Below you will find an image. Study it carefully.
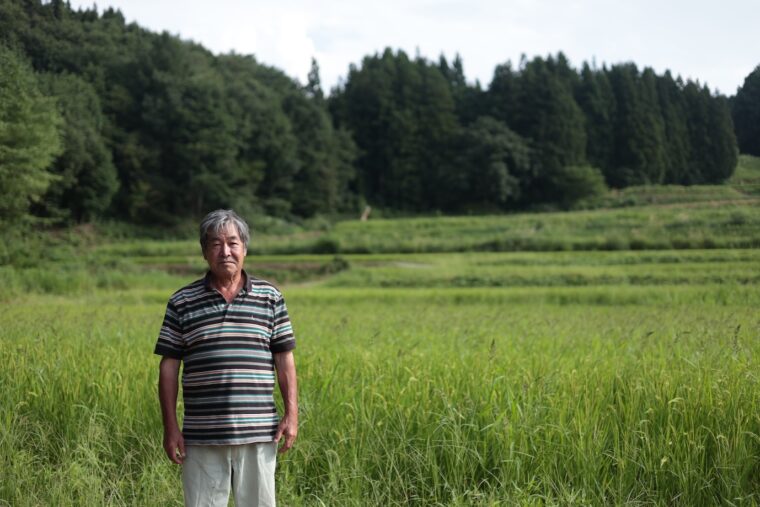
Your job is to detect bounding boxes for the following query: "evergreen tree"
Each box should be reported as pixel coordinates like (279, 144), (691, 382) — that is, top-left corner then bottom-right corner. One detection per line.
(284, 93), (338, 216)
(37, 72), (119, 222)
(487, 61), (518, 127)
(305, 57), (323, 101)
(330, 49), (459, 211)
(0, 46), (62, 222)
(505, 55), (587, 202)
(576, 63), (615, 172)
(655, 71), (690, 183)
(606, 64), (666, 186)
(732, 65), (760, 155)
(638, 68), (668, 183)
(682, 83), (737, 183)
(705, 94), (738, 182)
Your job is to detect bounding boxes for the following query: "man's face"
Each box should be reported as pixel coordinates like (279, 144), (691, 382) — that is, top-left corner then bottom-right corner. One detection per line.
(203, 224), (247, 280)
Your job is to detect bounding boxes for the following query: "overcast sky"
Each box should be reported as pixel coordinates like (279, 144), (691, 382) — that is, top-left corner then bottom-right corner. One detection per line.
(70, 0), (758, 95)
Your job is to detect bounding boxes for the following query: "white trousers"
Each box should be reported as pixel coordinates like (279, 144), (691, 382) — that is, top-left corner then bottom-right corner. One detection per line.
(182, 442), (277, 507)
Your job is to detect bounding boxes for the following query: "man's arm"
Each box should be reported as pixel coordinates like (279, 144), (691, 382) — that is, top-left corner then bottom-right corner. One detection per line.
(273, 350), (298, 453)
(158, 356), (185, 464)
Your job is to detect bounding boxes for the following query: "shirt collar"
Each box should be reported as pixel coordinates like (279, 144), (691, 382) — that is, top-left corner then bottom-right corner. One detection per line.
(203, 269), (252, 294)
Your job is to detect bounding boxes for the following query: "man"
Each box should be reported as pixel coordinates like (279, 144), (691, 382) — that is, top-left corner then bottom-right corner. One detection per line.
(155, 209), (298, 507)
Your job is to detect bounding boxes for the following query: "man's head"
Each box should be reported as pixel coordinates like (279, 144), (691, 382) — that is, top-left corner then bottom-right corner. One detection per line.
(199, 209), (250, 280)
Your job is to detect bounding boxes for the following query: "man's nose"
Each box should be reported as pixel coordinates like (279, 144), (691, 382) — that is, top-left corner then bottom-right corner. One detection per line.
(221, 243), (231, 256)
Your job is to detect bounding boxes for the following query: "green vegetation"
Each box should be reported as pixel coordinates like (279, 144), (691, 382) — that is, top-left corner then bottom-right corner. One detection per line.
(0, 45), (62, 221)
(2, 197), (759, 298)
(2, 2), (759, 503)
(2, 0), (755, 226)
(2, 243), (759, 505)
(730, 154), (760, 196)
(2, 200), (760, 504)
(732, 65), (760, 156)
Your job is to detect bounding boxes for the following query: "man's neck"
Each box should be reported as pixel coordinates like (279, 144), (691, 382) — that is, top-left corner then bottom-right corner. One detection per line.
(209, 272), (245, 302)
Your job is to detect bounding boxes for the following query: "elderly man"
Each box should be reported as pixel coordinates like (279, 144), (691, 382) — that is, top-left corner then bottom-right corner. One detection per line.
(154, 209), (297, 507)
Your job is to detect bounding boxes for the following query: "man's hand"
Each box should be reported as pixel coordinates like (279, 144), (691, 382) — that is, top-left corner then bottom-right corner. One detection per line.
(158, 357), (184, 464)
(163, 427), (186, 464)
(273, 350), (298, 454)
(274, 412), (298, 454)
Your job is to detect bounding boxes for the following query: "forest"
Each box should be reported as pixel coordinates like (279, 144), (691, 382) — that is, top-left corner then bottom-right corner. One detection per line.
(0, 0), (758, 226)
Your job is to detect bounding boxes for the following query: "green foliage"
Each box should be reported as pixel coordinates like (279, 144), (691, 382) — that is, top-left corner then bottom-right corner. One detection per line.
(682, 82), (738, 184)
(576, 63), (615, 171)
(46, 200), (756, 258)
(330, 49), (460, 211)
(37, 72), (118, 222)
(1, 247), (759, 504)
(732, 64), (760, 156)
(549, 165), (607, 209)
(606, 64), (666, 186)
(452, 116), (530, 210)
(0, 0), (748, 223)
(1, 1), (357, 224)
(499, 54), (587, 176)
(0, 45), (62, 222)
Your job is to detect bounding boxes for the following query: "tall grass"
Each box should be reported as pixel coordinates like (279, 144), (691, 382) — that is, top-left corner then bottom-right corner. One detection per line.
(2, 193), (760, 505)
(1, 290), (758, 505)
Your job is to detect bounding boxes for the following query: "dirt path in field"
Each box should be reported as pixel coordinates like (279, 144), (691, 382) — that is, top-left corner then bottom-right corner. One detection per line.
(599, 197), (760, 212)
(648, 197), (760, 209)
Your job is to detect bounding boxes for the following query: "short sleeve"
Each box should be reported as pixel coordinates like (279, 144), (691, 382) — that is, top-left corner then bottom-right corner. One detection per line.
(154, 300), (185, 359)
(270, 295), (296, 353)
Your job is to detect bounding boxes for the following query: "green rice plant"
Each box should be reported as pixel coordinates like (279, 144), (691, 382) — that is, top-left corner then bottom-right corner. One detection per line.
(2, 280), (759, 505)
(2, 232), (760, 505)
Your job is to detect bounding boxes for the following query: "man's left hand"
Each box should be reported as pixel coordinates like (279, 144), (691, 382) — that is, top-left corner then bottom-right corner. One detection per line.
(274, 413), (298, 453)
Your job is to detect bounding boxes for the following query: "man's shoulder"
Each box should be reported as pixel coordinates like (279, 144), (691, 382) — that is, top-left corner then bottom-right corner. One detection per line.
(248, 276), (284, 301)
(167, 278), (207, 306)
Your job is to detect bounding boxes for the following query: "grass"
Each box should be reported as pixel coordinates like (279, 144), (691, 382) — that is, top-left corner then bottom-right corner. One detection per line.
(730, 154), (760, 196)
(2, 246), (759, 505)
(1, 284), (759, 505)
(2, 167), (760, 505)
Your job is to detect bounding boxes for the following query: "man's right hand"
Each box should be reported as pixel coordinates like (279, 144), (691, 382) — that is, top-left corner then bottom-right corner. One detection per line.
(158, 357), (184, 464)
(163, 427), (186, 464)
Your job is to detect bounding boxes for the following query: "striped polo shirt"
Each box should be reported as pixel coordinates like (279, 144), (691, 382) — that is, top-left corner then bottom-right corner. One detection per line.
(154, 271), (295, 445)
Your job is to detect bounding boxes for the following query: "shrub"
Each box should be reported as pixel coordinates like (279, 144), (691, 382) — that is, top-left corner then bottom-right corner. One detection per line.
(551, 165), (608, 209)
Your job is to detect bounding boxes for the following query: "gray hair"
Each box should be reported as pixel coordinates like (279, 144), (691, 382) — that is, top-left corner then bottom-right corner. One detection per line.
(199, 209), (250, 251)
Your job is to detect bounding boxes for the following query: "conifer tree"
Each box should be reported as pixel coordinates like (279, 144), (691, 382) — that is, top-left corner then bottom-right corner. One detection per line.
(305, 57), (324, 101)
(655, 71), (690, 183)
(508, 56), (587, 201)
(576, 63), (615, 172)
(607, 64), (666, 186)
(732, 65), (760, 156)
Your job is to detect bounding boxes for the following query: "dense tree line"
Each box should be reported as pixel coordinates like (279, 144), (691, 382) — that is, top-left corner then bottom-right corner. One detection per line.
(0, 0), (357, 225)
(0, 0), (751, 226)
(331, 51), (739, 212)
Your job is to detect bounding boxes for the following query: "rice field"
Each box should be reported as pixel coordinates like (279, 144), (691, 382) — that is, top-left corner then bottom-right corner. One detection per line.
(1, 239), (759, 505)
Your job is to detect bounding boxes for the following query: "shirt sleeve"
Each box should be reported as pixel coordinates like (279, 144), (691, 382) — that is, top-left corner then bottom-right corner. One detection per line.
(154, 300), (185, 359)
(270, 295), (296, 353)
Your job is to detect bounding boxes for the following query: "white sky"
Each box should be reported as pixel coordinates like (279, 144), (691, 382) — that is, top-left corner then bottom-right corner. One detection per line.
(70, 0), (758, 95)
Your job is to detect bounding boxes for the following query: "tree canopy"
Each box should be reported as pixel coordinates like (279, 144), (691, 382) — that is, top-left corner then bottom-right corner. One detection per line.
(0, 0), (747, 226)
